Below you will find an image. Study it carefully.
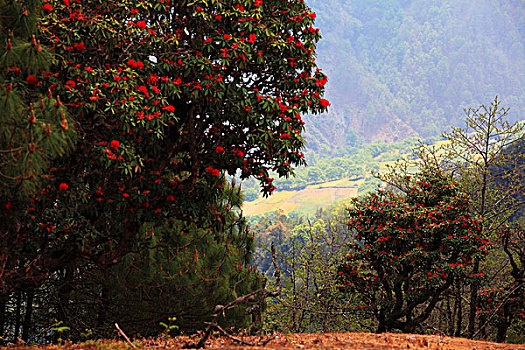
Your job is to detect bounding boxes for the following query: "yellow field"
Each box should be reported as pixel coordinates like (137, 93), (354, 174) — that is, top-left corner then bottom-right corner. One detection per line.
(242, 178), (363, 216)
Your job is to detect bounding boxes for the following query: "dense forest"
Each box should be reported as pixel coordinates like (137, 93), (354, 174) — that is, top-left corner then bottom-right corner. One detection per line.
(0, 0), (524, 348)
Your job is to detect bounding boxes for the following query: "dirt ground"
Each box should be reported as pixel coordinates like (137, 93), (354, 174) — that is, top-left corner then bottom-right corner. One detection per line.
(5, 332), (525, 350)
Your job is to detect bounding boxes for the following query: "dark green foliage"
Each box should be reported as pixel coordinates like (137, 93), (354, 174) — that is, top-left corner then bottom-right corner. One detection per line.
(477, 224), (525, 343)
(47, 181), (262, 339)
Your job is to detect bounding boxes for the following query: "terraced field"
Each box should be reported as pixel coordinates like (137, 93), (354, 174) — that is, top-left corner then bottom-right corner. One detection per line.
(242, 178), (363, 217)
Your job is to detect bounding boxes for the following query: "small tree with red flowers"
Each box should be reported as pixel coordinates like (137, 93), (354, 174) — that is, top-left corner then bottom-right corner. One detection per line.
(337, 167), (489, 333)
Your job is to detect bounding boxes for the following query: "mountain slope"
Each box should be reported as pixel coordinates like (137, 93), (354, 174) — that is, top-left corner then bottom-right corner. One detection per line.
(305, 0), (525, 148)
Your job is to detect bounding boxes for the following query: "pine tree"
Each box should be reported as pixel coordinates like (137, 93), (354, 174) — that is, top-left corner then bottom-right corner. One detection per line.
(55, 180), (262, 338)
(0, 0), (75, 197)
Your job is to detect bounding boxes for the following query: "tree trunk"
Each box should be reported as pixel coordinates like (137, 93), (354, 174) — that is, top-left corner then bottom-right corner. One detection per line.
(0, 294), (6, 343)
(496, 321), (509, 343)
(376, 322), (386, 333)
(454, 285), (462, 337)
(21, 291), (34, 342)
(467, 259), (480, 338)
(13, 293), (21, 341)
(56, 267), (73, 326)
(291, 242), (297, 332)
(447, 292), (454, 336)
(495, 304), (511, 343)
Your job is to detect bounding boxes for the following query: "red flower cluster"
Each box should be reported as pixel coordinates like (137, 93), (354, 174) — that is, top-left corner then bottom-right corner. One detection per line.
(320, 98), (331, 108)
(206, 167), (220, 176)
(26, 75), (37, 85)
(42, 3), (53, 12)
(127, 59), (144, 69)
(110, 140), (120, 149)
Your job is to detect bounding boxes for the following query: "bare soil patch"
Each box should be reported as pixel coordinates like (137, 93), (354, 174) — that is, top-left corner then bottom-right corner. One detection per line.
(5, 333), (524, 350)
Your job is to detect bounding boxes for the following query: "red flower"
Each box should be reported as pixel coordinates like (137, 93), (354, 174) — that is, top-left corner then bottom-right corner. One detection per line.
(110, 140), (120, 149)
(26, 75), (37, 85)
(216, 146), (224, 153)
(127, 59), (144, 69)
(136, 21), (147, 29)
(42, 3), (53, 12)
(320, 98), (331, 108)
(59, 183), (69, 191)
(5, 202), (13, 210)
(206, 167), (220, 176)
(113, 75), (121, 82)
(223, 34), (232, 40)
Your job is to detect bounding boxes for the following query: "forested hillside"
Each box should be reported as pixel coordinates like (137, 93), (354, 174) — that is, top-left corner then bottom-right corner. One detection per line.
(305, 0), (525, 149)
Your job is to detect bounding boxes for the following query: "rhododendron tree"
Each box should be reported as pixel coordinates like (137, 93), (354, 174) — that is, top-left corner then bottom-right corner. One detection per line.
(39, 0), (328, 197)
(337, 168), (488, 333)
(0, 0), (328, 340)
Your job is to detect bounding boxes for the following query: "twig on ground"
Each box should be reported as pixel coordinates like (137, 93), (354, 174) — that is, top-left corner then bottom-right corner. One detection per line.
(115, 323), (137, 349)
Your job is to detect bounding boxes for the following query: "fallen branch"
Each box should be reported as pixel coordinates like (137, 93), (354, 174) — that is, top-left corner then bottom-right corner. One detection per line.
(115, 323), (137, 349)
(184, 242), (282, 349)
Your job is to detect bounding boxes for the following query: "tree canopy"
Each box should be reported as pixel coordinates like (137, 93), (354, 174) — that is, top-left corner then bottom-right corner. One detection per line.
(0, 0), (328, 341)
(338, 167), (488, 333)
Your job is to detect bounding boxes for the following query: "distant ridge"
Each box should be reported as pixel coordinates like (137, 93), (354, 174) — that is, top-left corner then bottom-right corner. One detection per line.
(305, 0), (525, 149)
